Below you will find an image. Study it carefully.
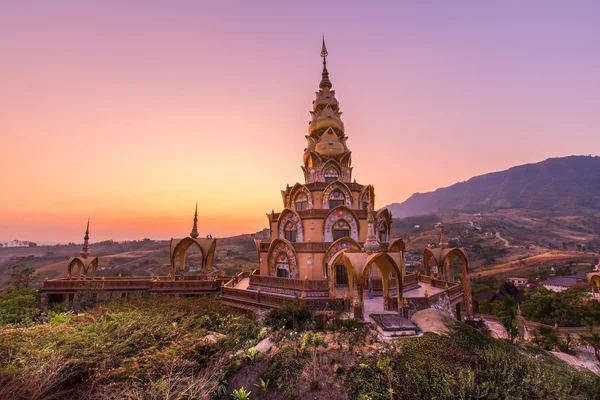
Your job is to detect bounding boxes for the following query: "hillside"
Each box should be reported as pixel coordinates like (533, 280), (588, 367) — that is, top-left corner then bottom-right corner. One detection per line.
(386, 156), (600, 218)
(0, 230), (269, 289)
(1, 295), (599, 399)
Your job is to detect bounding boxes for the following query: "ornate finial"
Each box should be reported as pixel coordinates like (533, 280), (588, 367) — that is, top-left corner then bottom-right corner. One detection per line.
(80, 219), (91, 258)
(190, 203), (199, 239)
(320, 35), (328, 58)
(363, 187), (380, 253)
(319, 36), (332, 89)
(424, 289), (429, 298)
(439, 217), (448, 249)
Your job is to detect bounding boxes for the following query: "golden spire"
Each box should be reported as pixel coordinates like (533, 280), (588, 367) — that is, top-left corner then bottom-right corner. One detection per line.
(80, 219), (91, 258)
(319, 36), (332, 89)
(190, 203), (199, 239)
(439, 217), (448, 249)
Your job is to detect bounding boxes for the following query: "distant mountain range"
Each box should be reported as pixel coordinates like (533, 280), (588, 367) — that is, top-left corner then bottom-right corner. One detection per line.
(385, 156), (600, 218)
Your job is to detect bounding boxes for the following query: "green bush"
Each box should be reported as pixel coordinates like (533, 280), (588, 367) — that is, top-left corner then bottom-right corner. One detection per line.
(0, 288), (40, 326)
(346, 328), (600, 400)
(264, 298), (312, 331)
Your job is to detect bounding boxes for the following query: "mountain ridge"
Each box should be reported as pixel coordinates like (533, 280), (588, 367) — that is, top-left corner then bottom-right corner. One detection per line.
(385, 155), (600, 218)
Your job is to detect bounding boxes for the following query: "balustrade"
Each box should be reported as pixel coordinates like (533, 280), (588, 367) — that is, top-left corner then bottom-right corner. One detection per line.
(249, 275), (328, 291)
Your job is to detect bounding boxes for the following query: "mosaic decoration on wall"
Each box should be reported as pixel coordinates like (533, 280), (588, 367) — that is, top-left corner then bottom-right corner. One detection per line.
(306, 168), (321, 183)
(341, 167), (352, 183)
(278, 210), (304, 242)
(325, 239), (361, 265)
(324, 208), (359, 242)
(324, 167), (339, 180)
(268, 242), (298, 278)
(322, 182), (353, 208)
(291, 187), (313, 210)
(430, 292), (455, 318)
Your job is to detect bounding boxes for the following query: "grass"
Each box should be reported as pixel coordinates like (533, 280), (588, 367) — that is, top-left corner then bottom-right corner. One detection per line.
(0, 295), (259, 399)
(1, 293), (599, 399)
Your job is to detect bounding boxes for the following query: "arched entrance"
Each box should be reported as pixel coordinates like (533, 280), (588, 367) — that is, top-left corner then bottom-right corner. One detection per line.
(327, 251), (404, 320)
(423, 247), (473, 319)
(169, 237), (217, 279)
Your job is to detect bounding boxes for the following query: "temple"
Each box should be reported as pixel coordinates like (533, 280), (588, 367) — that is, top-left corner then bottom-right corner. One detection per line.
(220, 39), (473, 325)
(41, 40), (473, 329)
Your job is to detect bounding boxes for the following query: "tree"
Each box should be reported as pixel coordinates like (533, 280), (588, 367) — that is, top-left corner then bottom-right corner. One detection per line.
(301, 330), (325, 384)
(497, 297), (518, 342)
(8, 265), (37, 289)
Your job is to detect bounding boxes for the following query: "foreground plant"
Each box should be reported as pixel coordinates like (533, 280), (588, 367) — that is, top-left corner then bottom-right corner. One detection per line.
(231, 386), (251, 399)
(245, 348), (259, 362)
(254, 377), (269, 393)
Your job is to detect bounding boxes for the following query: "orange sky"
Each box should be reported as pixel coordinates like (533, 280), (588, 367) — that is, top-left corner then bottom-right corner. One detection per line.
(1, 2), (599, 243)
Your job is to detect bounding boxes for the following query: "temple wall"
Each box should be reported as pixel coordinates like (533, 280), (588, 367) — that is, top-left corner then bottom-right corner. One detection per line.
(259, 251), (269, 275)
(358, 219), (369, 241)
(312, 191), (323, 209)
(305, 220), (325, 241)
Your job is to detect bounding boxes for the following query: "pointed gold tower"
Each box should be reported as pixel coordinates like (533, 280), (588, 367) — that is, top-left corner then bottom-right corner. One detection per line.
(80, 219), (91, 258)
(190, 203), (199, 239)
(303, 37), (352, 183)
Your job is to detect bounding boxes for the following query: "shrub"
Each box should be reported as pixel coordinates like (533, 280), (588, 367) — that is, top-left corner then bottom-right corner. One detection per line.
(0, 288), (40, 326)
(262, 344), (304, 390)
(264, 298), (312, 331)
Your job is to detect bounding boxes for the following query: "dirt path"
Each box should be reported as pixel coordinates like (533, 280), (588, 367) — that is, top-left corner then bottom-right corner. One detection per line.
(495, 231), (511, 247)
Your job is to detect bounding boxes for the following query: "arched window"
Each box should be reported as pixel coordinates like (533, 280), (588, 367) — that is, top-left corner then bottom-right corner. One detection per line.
(378, 222), (388, 243)
(284, 221), (297, 242)
(329, 190), (345, 209)
(333, 219), (351, 241)
(276, 252), (290, 278)
(295, 193), (308, 211)
(335, 264), (348, 285)
(361, 193), (370, 210)
(324, 168), (339, 183)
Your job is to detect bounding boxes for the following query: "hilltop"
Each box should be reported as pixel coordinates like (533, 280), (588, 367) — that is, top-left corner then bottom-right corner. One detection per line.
(386, 156), (600, 217)
(385, 156), (600, 278)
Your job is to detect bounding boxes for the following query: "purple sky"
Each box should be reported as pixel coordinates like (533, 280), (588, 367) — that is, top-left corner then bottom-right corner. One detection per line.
(1, 1), (599, 243)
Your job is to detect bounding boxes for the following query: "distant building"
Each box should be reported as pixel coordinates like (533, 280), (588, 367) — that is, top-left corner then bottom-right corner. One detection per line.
(540, 276), (581, 292)
(506, 277), (528, 286)
(474, 281), (526, 312)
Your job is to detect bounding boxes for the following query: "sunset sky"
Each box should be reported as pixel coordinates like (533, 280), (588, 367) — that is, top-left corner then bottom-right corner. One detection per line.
(1, 1), (599, 244)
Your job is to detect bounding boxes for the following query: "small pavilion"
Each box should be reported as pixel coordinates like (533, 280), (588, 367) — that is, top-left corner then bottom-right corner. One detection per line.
(169, 204), (217, 279)
(67, 220), (98, 280)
